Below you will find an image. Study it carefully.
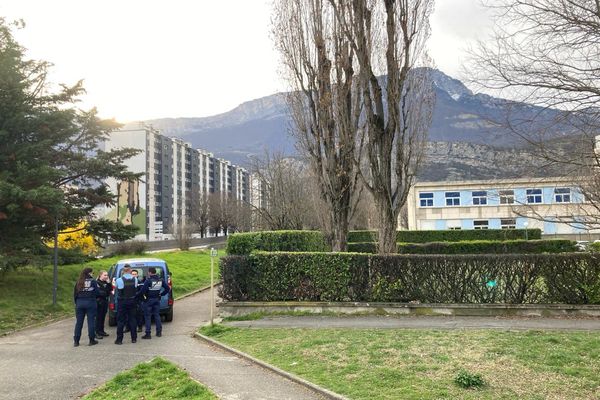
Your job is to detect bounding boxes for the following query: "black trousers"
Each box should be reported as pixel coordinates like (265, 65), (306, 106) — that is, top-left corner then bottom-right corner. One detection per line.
(116, 298), (137, 341)
(96, 298), (108, 334)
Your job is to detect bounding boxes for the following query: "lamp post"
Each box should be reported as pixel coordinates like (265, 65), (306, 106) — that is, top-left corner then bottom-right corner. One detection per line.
(524, 221), (529, 240)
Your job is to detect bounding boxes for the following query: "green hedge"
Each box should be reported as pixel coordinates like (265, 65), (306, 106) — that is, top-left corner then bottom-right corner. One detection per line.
(348, 229), (542, 243)
(220, 252), (600, 304)
(347, 239), (577, 254)
(226, 230), (329, 255)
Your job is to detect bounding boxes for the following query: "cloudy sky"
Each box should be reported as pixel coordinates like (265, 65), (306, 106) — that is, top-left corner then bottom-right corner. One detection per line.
(1, 0), (492, 122)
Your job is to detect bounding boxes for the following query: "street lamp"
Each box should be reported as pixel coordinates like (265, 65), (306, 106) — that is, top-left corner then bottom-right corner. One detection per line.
(524, 221), (529, 240)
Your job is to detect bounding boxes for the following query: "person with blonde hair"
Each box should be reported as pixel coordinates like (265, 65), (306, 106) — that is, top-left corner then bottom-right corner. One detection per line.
(95, 270), (111, 339)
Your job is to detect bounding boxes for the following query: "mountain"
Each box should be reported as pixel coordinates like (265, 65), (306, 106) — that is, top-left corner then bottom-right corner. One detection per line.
(127, 69), (570, 180)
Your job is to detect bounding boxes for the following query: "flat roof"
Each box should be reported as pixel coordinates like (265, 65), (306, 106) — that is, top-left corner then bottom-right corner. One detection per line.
(413, 176), (581, 188)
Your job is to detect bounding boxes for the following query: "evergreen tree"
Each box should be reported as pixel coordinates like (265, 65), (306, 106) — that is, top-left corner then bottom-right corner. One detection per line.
(0, 19), (139, 268)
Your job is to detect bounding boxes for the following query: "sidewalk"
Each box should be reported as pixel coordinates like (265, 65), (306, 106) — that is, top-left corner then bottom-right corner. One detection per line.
(0, 289), (324, 400)
(224, 314), (600, 331)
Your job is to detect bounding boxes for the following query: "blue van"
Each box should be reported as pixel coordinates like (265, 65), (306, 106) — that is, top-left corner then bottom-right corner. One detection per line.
(107, 258), (174, 326)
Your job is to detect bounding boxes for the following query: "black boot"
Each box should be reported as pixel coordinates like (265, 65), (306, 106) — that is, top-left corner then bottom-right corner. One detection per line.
(74, 336), (80, 347)
(141, 334), (151, 339)
(89, 339), (99, 346)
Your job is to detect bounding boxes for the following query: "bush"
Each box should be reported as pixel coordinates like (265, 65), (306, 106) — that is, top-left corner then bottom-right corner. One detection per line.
(220, 252), (600, 304)
(226, 231), (329, 255)
(348, 240), (576, 254)
(455, 370), (485, 389)
(348, 229), (541, 243)
(589, 242), (600, 253)
(107, 240), (148, 256)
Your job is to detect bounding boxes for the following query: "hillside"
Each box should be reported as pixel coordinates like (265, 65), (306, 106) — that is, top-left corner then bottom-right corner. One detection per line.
(127, 70), (569, 181)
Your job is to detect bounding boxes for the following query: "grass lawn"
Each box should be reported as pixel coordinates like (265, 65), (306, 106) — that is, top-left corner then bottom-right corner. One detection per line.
(0, 249), (221, 335)
(200, 325), (600, 399)
(84, 357), (217, 400)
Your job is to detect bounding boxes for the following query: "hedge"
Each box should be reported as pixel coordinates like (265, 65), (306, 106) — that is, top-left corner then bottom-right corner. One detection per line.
(348, 229), (542, 243)
(226, 230), (329, 255)
(219, 252), (600, 304)
(347, 239), (577, 254)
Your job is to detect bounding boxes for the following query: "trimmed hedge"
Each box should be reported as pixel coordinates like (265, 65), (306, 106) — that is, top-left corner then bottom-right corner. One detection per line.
(347, 239), (577, 254)
(220, 252), (600, 304)
(348, 229), (542, 243)
(226, 230), (329, 255)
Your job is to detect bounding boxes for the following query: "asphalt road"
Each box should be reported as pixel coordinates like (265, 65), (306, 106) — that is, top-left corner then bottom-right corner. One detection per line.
(0, 289), (323, 400)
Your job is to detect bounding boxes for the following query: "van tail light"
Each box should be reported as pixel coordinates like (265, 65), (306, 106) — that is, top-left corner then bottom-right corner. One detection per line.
(109, 303), (115, 311)
(167, 276), (172, 288)
(111, 277), (116, 295)
(168, 298), (174, 306)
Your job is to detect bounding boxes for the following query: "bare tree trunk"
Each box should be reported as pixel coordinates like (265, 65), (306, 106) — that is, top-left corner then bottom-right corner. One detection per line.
(273, 0), (361, 252)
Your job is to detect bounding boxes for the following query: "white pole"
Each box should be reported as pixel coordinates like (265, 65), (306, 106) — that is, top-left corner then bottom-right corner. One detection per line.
(210, 248), (215, 325)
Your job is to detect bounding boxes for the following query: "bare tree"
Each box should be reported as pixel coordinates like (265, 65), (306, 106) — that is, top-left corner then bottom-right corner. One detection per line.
(250, 151), (315, 230)
(172, 218), (195, 250)
(273, 0), (362, 251)
(471, 0), (600, 229)
(331, 0), (435, 253)
(208, 192), (224, 237)
(190, 193), (210, 238)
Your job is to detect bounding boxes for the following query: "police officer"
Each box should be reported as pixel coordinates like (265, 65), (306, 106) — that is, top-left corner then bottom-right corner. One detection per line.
(114, 265), (139, 345)
(139, 267), (170, 339)
(131, 269), (145, 333)
(95, 270), (111, 339)
(73, 267), (100, 347)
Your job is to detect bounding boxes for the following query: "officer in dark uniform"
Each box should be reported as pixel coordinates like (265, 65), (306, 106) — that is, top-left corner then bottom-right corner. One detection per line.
(114, 265), (139, 345)
(131, 269), (145, 333)
(95, 270), (111, 339)
(73, 267), (100, 347)
(139, 267), (170, 339)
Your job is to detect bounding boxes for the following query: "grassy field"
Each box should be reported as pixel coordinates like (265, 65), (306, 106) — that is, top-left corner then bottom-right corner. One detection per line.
(0, 250), (221, 335)
(84, 357), (217, 400)
(201, 326), (600, 399)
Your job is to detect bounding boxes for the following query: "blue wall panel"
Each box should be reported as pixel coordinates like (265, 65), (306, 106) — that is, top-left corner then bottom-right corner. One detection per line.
(461, 219), (474, 230)
(489, 219), (501, 229)
(435, 220), (446, 230)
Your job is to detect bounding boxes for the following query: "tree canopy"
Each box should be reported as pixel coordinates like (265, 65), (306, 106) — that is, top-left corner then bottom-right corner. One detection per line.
(0, 19), (140, 268)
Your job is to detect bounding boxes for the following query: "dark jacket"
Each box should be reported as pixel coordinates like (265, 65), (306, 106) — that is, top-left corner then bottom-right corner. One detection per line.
(73, 278), (100, 303)
(138, 274), (170, 301)
(96, 279), (111, 302)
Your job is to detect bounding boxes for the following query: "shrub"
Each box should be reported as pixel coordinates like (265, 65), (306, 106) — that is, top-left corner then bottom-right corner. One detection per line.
(348, 229), (541, 243)
(348, 240), (576, 254)
(220, 252), (600, 304)
(226, 231), (329, 255)
(454, 370), (485, 389)
(589, 242), (600, 253)
(108, 240), (148, 256)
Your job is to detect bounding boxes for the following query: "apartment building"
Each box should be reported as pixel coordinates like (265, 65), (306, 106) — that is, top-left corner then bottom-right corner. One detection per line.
(99, 126), (250, 240)
(406, 177), (595, 238)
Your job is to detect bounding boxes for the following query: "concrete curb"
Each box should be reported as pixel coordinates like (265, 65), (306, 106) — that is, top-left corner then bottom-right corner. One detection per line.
(194, 331), (348, 400)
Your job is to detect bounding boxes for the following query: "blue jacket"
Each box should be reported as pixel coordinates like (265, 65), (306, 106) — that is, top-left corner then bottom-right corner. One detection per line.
(73, 278), (100, 302)
(138, 274), (170, 300)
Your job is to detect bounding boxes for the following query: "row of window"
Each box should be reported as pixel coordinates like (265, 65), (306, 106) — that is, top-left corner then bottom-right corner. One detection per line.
(419, 188), (572, 207)
(444, 218), (516, 230)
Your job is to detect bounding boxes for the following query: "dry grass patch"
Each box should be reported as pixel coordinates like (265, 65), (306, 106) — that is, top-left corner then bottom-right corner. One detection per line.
(200, 325), (600, 400)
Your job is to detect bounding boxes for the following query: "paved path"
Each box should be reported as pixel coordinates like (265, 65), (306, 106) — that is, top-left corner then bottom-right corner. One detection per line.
(0, 290), (323, 400)
(225, 315), (600, 331)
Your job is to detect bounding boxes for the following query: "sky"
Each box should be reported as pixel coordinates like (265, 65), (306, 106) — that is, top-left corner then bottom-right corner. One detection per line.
(0, 0), (493, 122)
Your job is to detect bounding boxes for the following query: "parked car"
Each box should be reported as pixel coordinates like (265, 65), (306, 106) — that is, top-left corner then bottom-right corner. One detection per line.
(107, 258), (174, 326)
(575, 241), (590, 251)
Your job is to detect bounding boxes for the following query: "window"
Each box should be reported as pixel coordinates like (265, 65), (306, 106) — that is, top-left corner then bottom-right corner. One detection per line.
(447, 220), (461, 230)
(419, 192), (434, 207)
(554, 188), (571, 203)
(472, 191), (487, 205)
(499, 190), (515, 204)
(526, 188), (542, 204)
(445, 192), (460, 206)
(501, 218), (516, 229)
(473, 220), (489, 230)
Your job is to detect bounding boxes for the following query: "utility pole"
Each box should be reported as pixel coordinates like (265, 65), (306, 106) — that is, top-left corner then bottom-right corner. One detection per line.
(52, 215), (59, 306)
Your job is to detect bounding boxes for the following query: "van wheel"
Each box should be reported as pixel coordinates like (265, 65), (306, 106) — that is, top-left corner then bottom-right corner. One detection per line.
(165, 308), (173, 322)
(108, 314), (117, 327)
